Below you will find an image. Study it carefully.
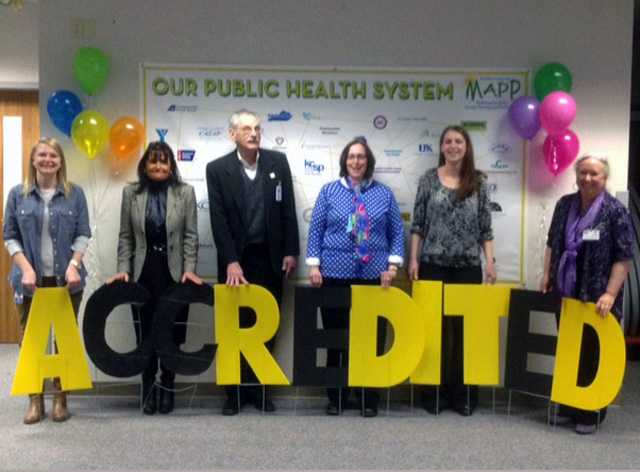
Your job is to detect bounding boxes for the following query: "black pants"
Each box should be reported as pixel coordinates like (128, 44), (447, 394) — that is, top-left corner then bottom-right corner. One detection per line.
(133, 250), (188, 386)
(321, 277), (386, 410)
(419, 263), (482, 412)
(222, 243), (283, 404)
(555, 317), (606, 426)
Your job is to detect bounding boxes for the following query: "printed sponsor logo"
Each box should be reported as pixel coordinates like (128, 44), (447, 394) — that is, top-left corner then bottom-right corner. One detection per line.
(490, 159), (509, 170)
(178, 149), (195, 161)
(398, 116), (428, 122)
(490, 143), (512, 155)
(268, 110), (292, 121)
(302, 112), (321, 121)
(301, 143), (331, 150)
(304, 159), (325, 175)
(384, 149), (403, 157)
(197, 199), (209, 211)
(275, 136), (286, 146)
(464, 76), (522, 110)
(167, 104), (198, 112)
(156, 128), (168, 142)
(461, 121), (487, 131)
(319, 127), (340, 135)
(417, 143), (435, 155)
(197, 126), (224, 138)
(376, 166), (402, 174)
(373, 115), (388, 129)
(489, 201), (503, 212)
(488, 183), (498, 193)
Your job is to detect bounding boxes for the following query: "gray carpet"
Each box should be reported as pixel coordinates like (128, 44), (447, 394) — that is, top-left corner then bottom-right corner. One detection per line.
(0, 344), (639, 471)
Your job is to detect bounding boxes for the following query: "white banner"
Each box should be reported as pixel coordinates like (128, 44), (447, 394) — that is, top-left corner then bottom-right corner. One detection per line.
(142, 65), (527, 282)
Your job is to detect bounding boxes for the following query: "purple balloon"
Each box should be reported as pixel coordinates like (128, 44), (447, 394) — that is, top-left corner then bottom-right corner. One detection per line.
(508, 96), (541, 140)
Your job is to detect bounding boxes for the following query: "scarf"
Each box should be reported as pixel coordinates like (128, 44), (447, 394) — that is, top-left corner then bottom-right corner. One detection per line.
(345, 178), (371, 264)
(556, 191), (605, 296)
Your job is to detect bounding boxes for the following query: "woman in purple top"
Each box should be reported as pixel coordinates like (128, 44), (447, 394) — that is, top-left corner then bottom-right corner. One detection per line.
(542, 154), (633, 434)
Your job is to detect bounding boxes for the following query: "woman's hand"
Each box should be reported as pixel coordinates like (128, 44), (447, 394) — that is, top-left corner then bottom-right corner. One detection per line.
(484, 262), (497, 284)
(408, 259), (420, 281)
(106, 272), (130, 284)
(181, 271), (203, 285)
(595, 292), (615, 318)
(65, 263), (81, 290)
(540, 272), (550, 293)
(309, 266), (323, 287)
(21, 266), (37, 293)
(380, 265), (398, 288)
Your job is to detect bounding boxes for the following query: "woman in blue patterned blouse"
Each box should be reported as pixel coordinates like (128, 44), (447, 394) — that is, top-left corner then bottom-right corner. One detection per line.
(541, 154), (633, 435)
(306, 136), (405, 417)
(409, 125), (495, 417)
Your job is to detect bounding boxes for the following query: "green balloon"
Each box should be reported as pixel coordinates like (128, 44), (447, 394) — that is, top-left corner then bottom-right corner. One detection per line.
(73, 47), (109, 96)
(534, 62), (572, 101)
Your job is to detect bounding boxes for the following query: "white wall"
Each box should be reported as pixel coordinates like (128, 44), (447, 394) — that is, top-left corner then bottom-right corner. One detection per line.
(0, 2), (38, 89)
(38, 0), (634, 381)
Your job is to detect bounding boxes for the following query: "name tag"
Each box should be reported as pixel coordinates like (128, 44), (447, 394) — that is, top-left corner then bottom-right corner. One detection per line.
(582, 229), (600, 241)
(275, 182), (282, 202)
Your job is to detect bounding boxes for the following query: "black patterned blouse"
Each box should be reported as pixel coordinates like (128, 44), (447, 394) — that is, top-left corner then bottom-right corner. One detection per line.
(546, 191), (634, 318)
(411, 167), (493, 268)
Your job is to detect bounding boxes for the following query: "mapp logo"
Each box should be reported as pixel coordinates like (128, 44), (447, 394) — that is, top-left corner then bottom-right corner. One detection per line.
(167, 104), (198, 112)
(178, 149), (195, 161)
(465, 77), (521, 102)
(304, 160), (325, 175)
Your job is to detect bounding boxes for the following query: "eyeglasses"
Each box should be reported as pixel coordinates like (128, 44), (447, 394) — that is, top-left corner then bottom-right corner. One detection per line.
(237, 126), (262, 135)
(346, 154), (367, 161)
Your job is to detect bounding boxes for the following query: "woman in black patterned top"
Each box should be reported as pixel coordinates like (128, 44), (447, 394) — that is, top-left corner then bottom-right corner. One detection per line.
(409, 125), (496, 416)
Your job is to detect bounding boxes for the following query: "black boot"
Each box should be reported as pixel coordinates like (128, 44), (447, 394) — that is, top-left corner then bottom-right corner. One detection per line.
(158, 370), (175, 414)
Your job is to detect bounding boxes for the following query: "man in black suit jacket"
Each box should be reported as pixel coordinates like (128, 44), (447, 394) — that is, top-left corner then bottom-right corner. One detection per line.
(206, 109), (299, 415)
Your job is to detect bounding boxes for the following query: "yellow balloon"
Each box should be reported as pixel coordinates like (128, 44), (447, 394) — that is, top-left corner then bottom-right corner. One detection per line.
(71, 109), (109, 159)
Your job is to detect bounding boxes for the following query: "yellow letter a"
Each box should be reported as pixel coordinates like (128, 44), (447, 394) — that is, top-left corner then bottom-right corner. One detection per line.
(11, 287), (92, 395)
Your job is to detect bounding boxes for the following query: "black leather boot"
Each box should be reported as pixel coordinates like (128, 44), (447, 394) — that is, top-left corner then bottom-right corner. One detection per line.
(141, 365), (157, 415)
(158, 369), (175, 414)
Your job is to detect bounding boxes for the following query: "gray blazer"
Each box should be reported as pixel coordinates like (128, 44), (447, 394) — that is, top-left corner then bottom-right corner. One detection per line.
(116, 182), (198, 282)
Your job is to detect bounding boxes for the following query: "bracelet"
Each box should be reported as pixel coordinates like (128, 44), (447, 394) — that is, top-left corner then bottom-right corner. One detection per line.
(69, 259), (82, 270)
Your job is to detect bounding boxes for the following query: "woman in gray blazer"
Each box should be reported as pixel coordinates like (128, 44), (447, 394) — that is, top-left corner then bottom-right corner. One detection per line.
(108, 141), (201, 415)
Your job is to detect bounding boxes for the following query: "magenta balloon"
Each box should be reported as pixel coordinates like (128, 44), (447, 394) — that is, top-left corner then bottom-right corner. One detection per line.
(540, 91), (577, 134)
(508, 96), (541, 140)
(543, 129), (580, 176)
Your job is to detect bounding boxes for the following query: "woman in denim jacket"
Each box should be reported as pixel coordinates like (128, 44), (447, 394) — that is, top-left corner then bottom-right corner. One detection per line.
(3, 137), (91, 424)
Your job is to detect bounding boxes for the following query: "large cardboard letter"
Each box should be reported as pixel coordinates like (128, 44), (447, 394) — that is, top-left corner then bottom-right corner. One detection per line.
(551, 298), (626, 410)
(444, 284), (514, 385)
(292, 286), (351, 387)
(12, 288), (92, 395)
(214, 284), (289, 385)
(349, 286), (423, 387)
(410, 280), (443, 385)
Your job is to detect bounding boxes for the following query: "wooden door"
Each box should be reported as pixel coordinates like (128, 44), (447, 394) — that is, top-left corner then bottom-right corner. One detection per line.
(0, 90), (39, 343)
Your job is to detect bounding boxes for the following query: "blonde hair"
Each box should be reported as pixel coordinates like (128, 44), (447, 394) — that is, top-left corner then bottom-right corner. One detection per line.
(23, 138), (71, 196)
(574, 154), (610, 179)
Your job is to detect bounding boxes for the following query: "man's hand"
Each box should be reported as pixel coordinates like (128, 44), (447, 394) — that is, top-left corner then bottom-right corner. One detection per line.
(282, 256), (297, 278)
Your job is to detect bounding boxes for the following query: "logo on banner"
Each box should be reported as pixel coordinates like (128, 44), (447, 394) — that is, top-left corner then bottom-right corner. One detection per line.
(275, 136), (286, 146)
(268, 110), (292, 121)
(417, 144), (435, 155)
(465, 76), (522, 110)
(198, 127), (224, 139)
(167, 104), (197, 112)
(304, 160), (325, 175)
(490, 159), (509, 170)
(196, 199), (209, 211)
(320, 127), (340, 135)
(490, 143), (512, 155)
(376, 167), (401, 174)
(156, 129), (168, 142)
(178, 149), (195, 161)
(384, 149), (403, 157)
(373, 115), (388, 129)
(302, 112), (321, 121)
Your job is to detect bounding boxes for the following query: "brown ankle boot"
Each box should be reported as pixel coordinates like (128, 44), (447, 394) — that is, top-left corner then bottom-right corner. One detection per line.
(52, 378), (69, 422)
(24, 394), (44, 424)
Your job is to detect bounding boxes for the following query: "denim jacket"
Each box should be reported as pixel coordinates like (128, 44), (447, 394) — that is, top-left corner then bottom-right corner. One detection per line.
(3, 183), (91, 303)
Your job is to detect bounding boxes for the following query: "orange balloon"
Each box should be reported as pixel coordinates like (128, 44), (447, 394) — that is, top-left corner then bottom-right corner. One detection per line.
(109, 116), (145, 160)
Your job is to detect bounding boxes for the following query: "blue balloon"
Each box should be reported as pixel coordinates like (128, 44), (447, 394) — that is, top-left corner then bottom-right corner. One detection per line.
(47, 90), (83, 137)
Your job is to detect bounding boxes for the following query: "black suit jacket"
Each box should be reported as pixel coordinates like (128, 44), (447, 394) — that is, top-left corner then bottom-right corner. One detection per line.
(206, 148), (299, 281)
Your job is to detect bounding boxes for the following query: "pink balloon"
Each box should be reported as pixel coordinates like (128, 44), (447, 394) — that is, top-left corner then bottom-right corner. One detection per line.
(540, 91), (577, 134)
(543, 129), (580, 176)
